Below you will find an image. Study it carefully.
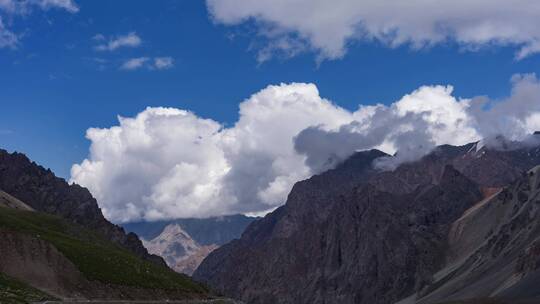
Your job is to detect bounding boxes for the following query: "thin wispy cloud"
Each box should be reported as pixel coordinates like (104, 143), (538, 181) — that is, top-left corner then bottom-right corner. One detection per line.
(92, 33), (105, 41)
(120, 56), (174, 71)
(153, 57), (174, 70)
(120, 57), (149, 70)
(0, 0), (78, 49)
(0, 0), (78, 14)
(94, 32), (142, 52)
(0, 17), (18, 49)
(36, 0), (79, 13)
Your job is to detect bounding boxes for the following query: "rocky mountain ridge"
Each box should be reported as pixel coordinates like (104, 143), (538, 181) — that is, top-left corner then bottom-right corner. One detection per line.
(0, 149), (164, 266)
(194, 138), (540, 304)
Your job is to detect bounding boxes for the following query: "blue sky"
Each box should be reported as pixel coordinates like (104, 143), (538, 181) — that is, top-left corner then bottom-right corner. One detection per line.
(1, 0), (539, 178)
(2, 0), (540, 220)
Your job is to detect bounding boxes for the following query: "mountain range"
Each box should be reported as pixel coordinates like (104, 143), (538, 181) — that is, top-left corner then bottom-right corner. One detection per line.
(4, 134), (540, 304)
(194, 136), (540, 304)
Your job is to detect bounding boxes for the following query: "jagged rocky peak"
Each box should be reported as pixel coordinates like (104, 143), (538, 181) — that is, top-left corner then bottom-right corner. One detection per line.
(0, 149), (164, 266)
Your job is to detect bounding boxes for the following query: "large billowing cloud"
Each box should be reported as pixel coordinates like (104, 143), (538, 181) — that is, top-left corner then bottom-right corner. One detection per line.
(206, 0), (540, 61)
(71, 84), (352, 222)
(295, 85), (480, 172)
(297, 74), (540, 172)
(71, 75), (540, 222)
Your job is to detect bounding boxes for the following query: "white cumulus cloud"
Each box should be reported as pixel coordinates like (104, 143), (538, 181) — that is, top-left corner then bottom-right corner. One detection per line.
(206, 0), (540, 61)
(294, 85), (480, 172)
(72, 76), (540, 222)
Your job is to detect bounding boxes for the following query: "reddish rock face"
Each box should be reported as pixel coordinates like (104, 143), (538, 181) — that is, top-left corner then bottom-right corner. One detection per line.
(194, 141), (540, 304)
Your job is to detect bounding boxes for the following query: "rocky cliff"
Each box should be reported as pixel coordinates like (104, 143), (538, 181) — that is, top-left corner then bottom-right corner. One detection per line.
(194, 140), (540, 304)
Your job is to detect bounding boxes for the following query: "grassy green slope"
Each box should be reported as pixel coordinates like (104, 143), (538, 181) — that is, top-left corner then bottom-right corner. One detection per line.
(0, 273), (57, 304)
(0, 206), (208, 293)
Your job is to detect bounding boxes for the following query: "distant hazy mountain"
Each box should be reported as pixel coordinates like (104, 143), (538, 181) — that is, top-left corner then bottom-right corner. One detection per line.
(124, 214), (256, 246)
(142, 224), (219, 275)
(195, 135), (540, 304)
(124, 215), (256, 275)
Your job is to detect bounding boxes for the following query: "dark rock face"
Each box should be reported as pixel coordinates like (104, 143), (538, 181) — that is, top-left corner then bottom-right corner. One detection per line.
(418, 165), (540, 303)
(194, 142), (540, 304)
(0, 149), (164, 266)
